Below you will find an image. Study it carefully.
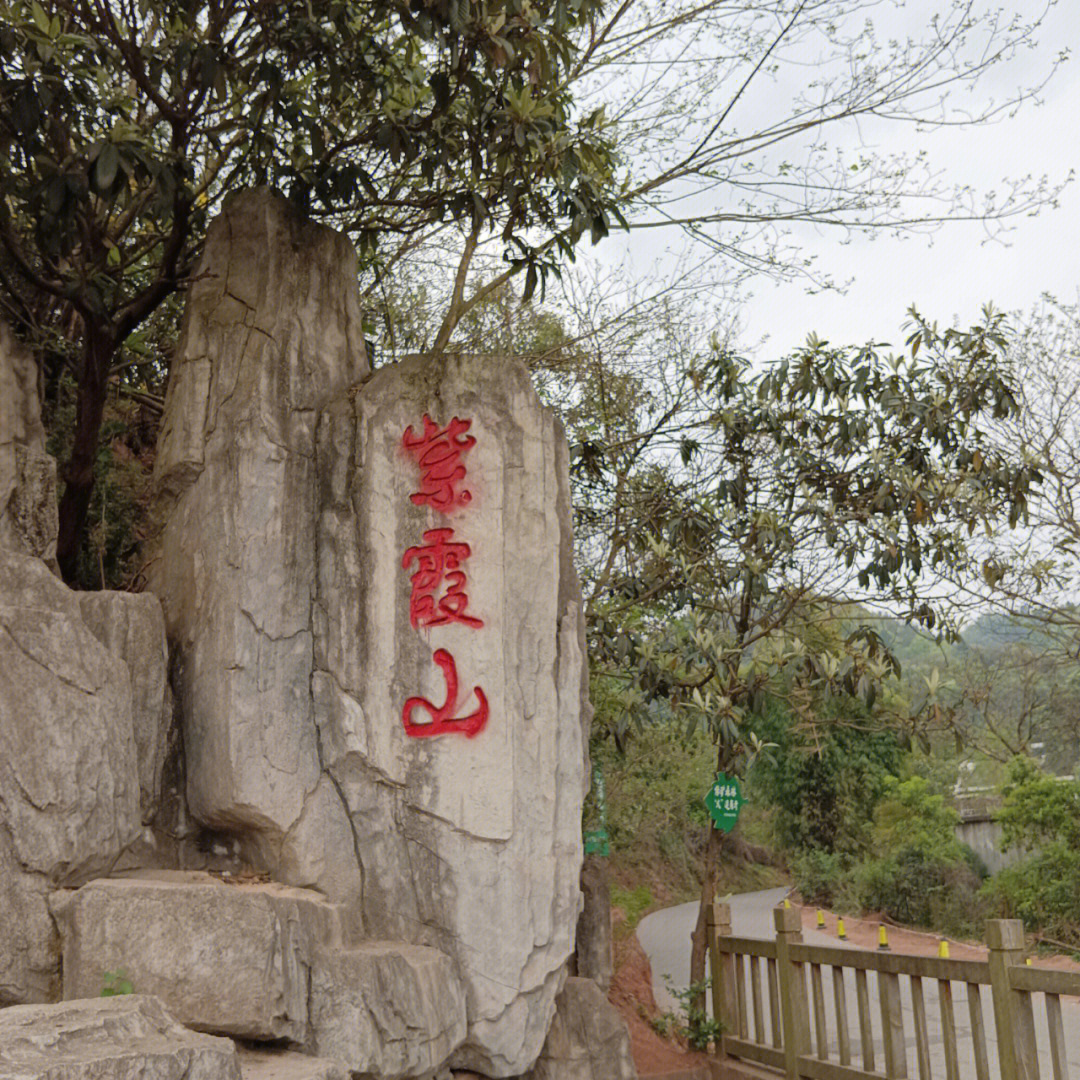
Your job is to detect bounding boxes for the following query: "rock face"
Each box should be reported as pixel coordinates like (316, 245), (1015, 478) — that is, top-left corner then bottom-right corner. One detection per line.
(0, 549), (142, 1003)
(0, 995), (240, 1079)
(573, 856), (614, 992)
(238, 1047), (348, 1080)
(526, 978), (637, 1080)
(0, 318), (176, 1006)
(77, 592), (173, 821)
(0, 320), (57, 564)
(316, 353), (589, 1074)
(147, 190), (590, 1076)
(148, 188), (369, 896)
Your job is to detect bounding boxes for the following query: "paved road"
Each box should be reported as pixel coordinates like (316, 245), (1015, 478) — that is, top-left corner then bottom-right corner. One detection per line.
(636, 889), (1080, 1077)
(637, 887), (790, 1013)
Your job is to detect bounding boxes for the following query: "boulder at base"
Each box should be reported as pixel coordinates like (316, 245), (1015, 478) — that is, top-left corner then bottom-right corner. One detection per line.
(0, 995), (240, 1079)
(0, 550), (143, 1003)
(52, 873), (341, 1043)
(525, 978), (637, 1080)
(52, 872), (468, 1078)
(308, 942), (467, 1076)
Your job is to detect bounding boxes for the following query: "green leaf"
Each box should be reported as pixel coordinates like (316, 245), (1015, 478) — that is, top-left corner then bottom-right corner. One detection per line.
(93, 143), (119, 192)
(30, 0), (49, 33)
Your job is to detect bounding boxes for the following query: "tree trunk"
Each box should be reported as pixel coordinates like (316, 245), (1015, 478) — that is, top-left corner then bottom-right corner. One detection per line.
(689, 823), (723, 1014)
(56, 326), (114, 584)
(573, 853), (614, 990)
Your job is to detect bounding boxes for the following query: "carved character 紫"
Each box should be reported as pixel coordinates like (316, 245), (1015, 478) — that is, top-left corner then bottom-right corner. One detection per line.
(402, 414), (476, 512)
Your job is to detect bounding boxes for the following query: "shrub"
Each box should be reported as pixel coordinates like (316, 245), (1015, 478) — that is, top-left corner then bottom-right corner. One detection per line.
(845, 775), (985, 933)
(792, 849), (845, 907)
(854, 848), (983, 932)
(983, 758), (1080, 945)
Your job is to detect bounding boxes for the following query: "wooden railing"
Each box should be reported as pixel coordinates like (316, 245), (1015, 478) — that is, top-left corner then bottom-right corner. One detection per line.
(706, 901), (1080, 1080)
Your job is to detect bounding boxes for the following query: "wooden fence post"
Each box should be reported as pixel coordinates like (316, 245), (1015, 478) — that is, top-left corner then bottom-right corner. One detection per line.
(707, 901), (736, 1056)
(774, 904), (810, 1080)
(986, 920), (1039, 1080)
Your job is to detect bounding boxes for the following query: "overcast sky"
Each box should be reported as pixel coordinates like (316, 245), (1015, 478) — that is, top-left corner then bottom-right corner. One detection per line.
(591, 1), (1080, 358)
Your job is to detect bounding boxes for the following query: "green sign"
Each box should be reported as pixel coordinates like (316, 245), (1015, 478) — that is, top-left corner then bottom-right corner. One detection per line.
(584, 829), (610, 856)
(584, 764), (610, 856)
(705, 772), (746, 833)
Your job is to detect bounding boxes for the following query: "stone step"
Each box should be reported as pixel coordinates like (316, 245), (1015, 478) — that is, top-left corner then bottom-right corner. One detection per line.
(51, 871), (342, 1045)
(51, 872), (467, 1079)
(0, 995), (239, 1079)
(238, 1047), (348, 1080)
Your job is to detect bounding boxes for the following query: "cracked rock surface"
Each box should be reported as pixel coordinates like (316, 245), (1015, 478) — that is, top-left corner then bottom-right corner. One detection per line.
(0, 319), (57, 565)
(524, 978), (637, 1080)
(148, 188), (369, 892)
(0, 995), (241, 1079)
(0, 549), (144, 1004)
(146, 190), (590, 1077)
(316, 353), (589, 1075)
(52, 872), (468, 1077)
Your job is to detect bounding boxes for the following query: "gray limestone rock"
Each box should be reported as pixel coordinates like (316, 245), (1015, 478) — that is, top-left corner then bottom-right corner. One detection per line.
(0, 319), (57, 565)
(146, 192), (590, 1077)
(0, 995), (240, 1079)
(53, 872), (343, 1043)
(77, 592), (173, 821)
(52, 873), (468, 1078)
(0, 549), (142, 1003)
(524, 978), (637, 1080)
(308, 942), (468, 1078)
(148, 188), (369, 866)
(315, 353), (589, 1075)
(238, 1048), (348, 1080)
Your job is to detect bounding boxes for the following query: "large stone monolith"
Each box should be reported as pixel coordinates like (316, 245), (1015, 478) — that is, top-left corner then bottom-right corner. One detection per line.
(147, 190), (591, 1076)
(147, 188), (369, 903)
(315, 353), (589, 1074)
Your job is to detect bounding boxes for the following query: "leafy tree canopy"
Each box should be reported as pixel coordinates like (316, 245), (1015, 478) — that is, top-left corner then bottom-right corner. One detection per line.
(0, 0), (617, 576)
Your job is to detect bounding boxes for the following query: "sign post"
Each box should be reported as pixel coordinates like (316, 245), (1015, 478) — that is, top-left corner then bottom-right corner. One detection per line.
(705, 772), (746, 833)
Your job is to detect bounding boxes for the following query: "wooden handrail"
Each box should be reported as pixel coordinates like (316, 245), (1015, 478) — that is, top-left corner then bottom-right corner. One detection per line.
(788, 943), (990, 984)
(1007, 963), (1080, 995)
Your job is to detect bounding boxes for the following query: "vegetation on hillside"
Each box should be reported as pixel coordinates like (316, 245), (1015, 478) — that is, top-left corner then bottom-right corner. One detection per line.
(1, 0), (1064, 579)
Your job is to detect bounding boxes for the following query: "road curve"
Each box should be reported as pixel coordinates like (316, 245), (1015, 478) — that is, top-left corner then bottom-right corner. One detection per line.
(635, 886), (791, 1013)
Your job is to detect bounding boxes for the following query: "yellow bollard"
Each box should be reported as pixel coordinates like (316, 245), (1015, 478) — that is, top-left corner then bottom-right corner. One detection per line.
(817, 909), (826, 929)
(837, 917), (847, 940)
(938, 940), (950, 959)
(878, 925), (890, 951)
(783, 898), (792, 909)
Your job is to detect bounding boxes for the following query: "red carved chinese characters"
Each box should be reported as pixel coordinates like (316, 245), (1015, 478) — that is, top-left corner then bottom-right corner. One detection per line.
(402, 414), (475, 513)
(400, 414), (487, 739)
(402, 528), (484, 630)
(402, 649), (489, 738)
